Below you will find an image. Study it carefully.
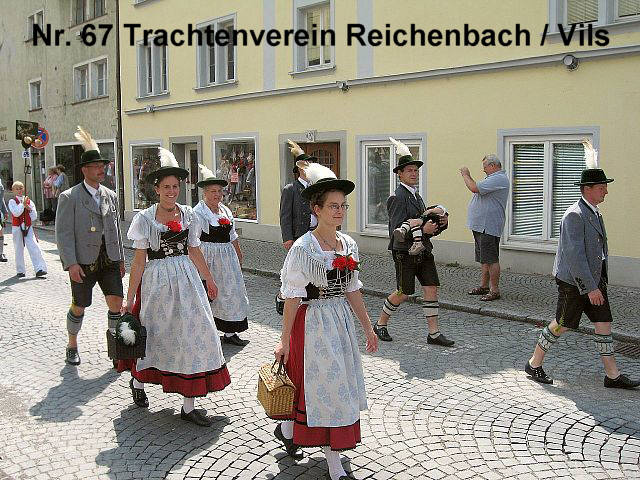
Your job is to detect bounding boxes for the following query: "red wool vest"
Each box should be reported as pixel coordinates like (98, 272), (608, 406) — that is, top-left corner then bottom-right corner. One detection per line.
(12, 197), (32, 229)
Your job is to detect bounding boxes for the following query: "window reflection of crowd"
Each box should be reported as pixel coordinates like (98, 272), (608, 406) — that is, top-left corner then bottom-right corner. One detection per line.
(216, 146), (256, 218)
(134, 153), (160, 209)
(369, 147), (390, 224)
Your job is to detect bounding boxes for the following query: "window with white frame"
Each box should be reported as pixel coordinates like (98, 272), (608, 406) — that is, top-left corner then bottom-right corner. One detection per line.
(293, 0), (334, 72)
(361, 140), (422, 231)
(74, 57), (108, 101)
(196, 15), (236, 88)
(27, 10), (44, 40)
(550, 0), (640, 28)
(137, 40), (168, 97)
(29, 79), (42, 110)
(73, 0), (106, 25)
(505, 136), (587, 244)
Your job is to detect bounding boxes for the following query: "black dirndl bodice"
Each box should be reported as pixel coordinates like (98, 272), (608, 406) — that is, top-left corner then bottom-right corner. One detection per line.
(200, 224), (232, 243)
(147, 230), (189, 260)
(303, 268), (353, 301)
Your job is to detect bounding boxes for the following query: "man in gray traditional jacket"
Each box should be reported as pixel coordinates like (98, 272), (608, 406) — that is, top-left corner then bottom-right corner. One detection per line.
(56, 127), (125, 366)
(524, 145), (639, 390)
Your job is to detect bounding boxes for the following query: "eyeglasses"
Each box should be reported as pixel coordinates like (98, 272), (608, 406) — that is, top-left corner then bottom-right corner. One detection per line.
(326, 203), (349, 212)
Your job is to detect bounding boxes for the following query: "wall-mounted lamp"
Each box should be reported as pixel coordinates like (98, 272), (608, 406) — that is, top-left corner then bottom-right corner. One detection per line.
(562, 54), (579, 71)
(145, 104), (156, 113)
(337, 81), (349, 92)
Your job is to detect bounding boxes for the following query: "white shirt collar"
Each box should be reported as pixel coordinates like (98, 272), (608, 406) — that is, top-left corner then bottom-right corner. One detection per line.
(581, 196), (599, 214)
(84, 181), (99, 197)
(298, 178), (308, 188)
(400, 182), (417, 197)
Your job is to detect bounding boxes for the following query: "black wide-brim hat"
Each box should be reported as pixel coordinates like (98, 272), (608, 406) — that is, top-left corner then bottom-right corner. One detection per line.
(293, 153), (318, 174)
(146, 166), (189, 184)
(574, 168), (614, 186)
(392, 154), (423, 173)
(197, 177), (228, 188)
(78, 150), (110, 167)
(301, 178), (355, 200)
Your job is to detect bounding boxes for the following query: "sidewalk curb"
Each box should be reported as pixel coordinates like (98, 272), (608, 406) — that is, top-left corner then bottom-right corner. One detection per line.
(242, 265), (640, 346)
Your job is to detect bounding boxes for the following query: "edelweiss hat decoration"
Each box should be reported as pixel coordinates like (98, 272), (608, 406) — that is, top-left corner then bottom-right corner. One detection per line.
(146, 147), (189, 184)
(287, 139), (317, 174)
(196, 164), (228, 188)
(298, 160), (355, 200)
(390, 137), (423, 173)
(74, 126), (109, 166)
(574, 139), (614, 186)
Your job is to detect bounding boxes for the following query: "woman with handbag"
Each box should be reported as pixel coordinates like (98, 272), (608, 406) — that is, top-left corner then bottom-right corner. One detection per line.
(120, 148), (230, 427)
(193, 164), (250, 347)
(273, 155), (378, 480)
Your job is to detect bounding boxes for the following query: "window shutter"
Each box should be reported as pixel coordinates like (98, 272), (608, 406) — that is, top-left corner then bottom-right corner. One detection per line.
(551, 143), (584, 238)
(511, 144), (544, 237)
(618, 0), (640, 17)
(567, 0), (599, 24)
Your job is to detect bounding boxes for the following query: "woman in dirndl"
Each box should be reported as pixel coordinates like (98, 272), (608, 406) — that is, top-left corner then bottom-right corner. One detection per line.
(121, 147), (230, 427)
(273, 145), (378, 480)
(193, 164), (250, 346)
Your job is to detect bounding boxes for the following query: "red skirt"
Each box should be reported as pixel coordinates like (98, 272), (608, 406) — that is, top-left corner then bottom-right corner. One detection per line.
(273, 304), (361, 451)
(116, 284), (231, 398)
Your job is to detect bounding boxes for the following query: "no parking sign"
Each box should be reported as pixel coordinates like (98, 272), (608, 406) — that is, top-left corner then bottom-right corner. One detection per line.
(32, 127), (49, 149)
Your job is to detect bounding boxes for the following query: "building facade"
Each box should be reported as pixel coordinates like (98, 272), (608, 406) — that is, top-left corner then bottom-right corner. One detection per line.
(0, 0), (119, 212)
(119, 0), (640, 287)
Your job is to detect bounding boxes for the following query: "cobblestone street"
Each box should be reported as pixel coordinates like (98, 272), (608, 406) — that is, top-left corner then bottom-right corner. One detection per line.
(1, 233), (639, 479)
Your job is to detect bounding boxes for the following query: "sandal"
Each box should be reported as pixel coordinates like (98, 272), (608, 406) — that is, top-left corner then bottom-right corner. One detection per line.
(468, 286), (490, 295)
(480, 291), (501, 301)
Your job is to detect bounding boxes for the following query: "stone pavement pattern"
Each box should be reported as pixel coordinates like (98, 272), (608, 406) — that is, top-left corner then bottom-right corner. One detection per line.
(1, 233), (640, 479)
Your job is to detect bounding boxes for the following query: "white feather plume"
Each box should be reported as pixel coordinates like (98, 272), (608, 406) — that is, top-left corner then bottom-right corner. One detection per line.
(118, 322), (137, 346)
(582, 139), (599, 169)
(297, 160), (336, 185)
(287, 139), (305, 158)
(198, 163), (215, 180)
(389, 137), (411, 157)
(158, 147), (179, 168)
(74, 126), (99, 153)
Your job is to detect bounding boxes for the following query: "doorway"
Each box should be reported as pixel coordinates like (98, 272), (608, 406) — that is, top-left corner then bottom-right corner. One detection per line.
(170, 142), (199, 206)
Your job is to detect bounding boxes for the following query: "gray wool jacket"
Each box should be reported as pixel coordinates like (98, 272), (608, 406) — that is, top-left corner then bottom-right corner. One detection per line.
(55, 182), (124, 270)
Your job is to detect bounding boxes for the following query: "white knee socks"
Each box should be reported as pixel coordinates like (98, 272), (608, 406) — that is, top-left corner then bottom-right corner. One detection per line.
(280, 420), (294, 439)
(132, 378), (145, 390)
(183, 397), (195, 414)
(324, 446), (346, 480)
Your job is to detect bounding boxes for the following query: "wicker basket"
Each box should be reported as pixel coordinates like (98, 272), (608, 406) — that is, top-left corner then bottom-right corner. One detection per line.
(106, 327), (147, 360)
(257, 359), (295, 417)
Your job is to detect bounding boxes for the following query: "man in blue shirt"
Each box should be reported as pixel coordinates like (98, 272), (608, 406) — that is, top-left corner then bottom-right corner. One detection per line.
(460, 154), (510, 301)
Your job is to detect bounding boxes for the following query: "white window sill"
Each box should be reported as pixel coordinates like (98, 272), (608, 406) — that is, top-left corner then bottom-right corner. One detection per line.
(358, 228), (389, 238)
(502, 240), (558, 254)
(69, 14), (109, 30)
(133, 0), (161, 6)
(29, 107), (43, 112)
(71, 95), (109, 105)
(547, 17), (640, 37)
(289, 64), (336, 77)
(136, 91), (170, 101)
(234, 217), (258, 224)
(194, 80), (238, 91)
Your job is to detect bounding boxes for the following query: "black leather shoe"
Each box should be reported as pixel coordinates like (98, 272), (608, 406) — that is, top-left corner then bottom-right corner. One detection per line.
(181, 407), (213, 426)
(0, 254), (7, 262)
(373, 323), (393, 342)
(525, 361), (553, 385)
(65, 347), (81, 365)
(427, 333), (454, 347)
(604, 374), (640, 389)
(16, 273), (26, 278)
(222, 334), (249, 347)
(35, 270), (47, 277)
(274, 424), (303, 459)
(129, 378), (149, 407)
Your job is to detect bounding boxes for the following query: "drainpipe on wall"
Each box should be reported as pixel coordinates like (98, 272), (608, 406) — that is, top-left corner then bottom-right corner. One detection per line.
(115, 0), (125, 219)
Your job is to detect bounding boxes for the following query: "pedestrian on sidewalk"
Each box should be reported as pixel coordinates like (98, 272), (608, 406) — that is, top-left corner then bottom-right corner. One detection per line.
(0, 176), (8, 262)
(43, 167), (59, 212)
(55, 127), (125, 366)
(53, 164), (69, 197)
(273, 160), (378, 480)
(372, 138), (454, 347)
(8, 181), (47, 278)
(460, 154), (510, 302)
(121, 148), (230, 427)
(525, 141), (639, 390)
(194, 164), (250, 347)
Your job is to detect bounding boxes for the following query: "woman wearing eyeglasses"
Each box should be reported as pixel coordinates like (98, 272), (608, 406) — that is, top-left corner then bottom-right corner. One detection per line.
(272, 142), (378, 480)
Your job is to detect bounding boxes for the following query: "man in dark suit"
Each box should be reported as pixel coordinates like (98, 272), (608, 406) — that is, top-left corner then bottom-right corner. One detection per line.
(525, 162), (639, 389)
(373, 139), (454, 346)
(279, 147), (317, 250)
